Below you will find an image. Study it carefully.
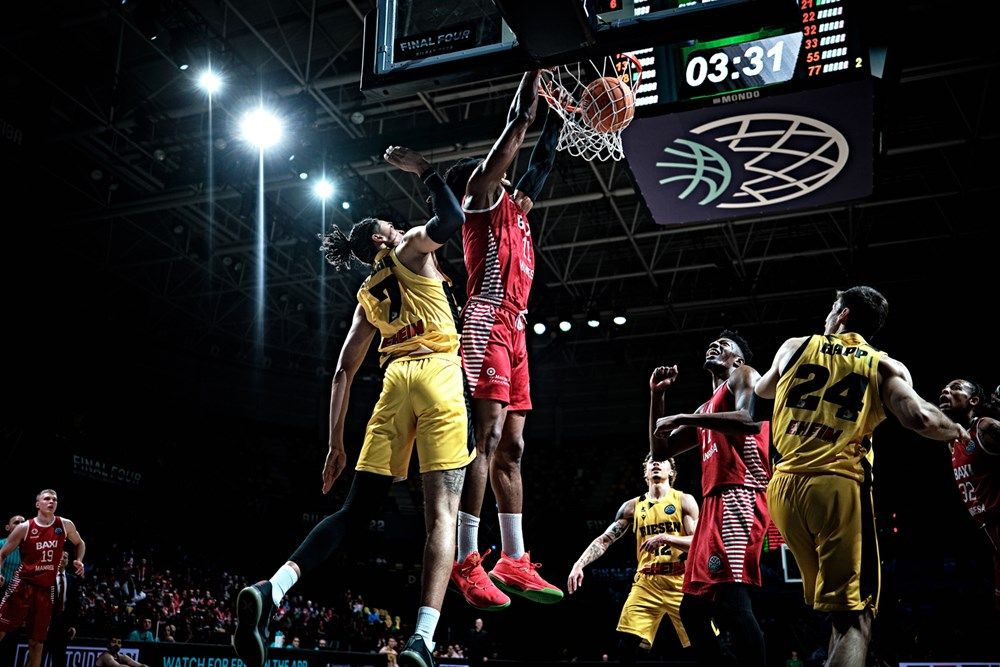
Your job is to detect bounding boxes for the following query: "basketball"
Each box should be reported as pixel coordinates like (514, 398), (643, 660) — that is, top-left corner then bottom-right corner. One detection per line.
(580, 76), (635, 133)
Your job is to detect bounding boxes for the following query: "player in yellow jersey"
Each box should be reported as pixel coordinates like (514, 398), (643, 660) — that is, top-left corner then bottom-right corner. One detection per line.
(234, 146), (472, 667)
(567, 455), (698, 664)
(750, 285), (969, 666)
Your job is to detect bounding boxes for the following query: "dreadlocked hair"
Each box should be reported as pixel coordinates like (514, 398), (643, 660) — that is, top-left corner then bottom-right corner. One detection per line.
(318, 218), (380, 270)
(719, 329), (753, 363)
(444, 157), (483, 201)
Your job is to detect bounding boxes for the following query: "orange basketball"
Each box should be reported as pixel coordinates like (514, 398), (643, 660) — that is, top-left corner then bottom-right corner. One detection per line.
(580, 76), (635, 133)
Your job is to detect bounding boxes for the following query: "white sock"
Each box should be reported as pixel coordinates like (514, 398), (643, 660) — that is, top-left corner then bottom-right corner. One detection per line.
(414, 606), (439, 651)
(457, 511), (481, 562)
(268, 564), (299, 605)
(498, 513), (525, 559)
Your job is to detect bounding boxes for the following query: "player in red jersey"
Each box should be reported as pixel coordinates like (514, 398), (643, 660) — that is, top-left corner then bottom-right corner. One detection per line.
(441, 71), (564, 610)
(938, 378), (1000, 610)
(0, 489), (85, 667)
(649, 331), (770, 667)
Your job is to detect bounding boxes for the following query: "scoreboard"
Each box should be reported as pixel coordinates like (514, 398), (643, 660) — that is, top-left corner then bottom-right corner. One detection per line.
(625, 0), (867, 111)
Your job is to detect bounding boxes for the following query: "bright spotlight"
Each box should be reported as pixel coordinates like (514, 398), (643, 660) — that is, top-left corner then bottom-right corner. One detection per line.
(313, 179), (334, 200)
(299, 172), (309, 180)
(559, 320), (571, 332)
(239, 107), (283, 149)
(533, 322), (546, 335)
(341, 201), (351, 210)
(587, 318), (599, 328)
(613, 315), (627, 325)
(197, 70), (222, 94)
(179, 64), (189, 71)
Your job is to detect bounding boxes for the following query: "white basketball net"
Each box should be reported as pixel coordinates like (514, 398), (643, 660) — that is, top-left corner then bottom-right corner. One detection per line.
(539, 54), (643, 162)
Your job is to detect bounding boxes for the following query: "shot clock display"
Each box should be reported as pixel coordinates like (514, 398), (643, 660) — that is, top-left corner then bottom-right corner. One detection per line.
(678, 31), (803, 99)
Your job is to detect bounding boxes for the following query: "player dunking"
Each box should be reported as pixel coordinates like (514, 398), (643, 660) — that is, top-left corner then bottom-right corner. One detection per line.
(442, 72), (563, 609)
(567, 455), (697, 664)
(938, 378), (1000, 610)
(0, 489), (86, 667)
(649, 331), (770, 667)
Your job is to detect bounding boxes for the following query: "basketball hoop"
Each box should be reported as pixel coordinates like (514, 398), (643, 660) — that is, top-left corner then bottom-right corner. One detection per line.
(539, 53), (643, 162)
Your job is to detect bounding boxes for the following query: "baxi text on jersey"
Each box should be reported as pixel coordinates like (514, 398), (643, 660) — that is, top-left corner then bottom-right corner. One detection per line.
(35, 540), (60, 550)
(954, 463), (973, 480)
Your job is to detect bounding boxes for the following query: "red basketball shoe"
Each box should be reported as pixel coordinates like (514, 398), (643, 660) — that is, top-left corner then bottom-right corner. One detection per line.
(450, 549), (511, 611)
(488, 552), (564, 604)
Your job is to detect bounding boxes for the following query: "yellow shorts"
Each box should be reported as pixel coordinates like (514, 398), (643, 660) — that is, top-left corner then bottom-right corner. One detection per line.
(767, 471), (881, 613)
(356, 354), (475, 478)
(616, 573), (689, 648)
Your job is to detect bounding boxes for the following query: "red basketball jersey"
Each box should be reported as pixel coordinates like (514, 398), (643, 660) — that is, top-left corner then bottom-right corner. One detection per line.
(697, 382), (771, 496)
(462, 189), (534, 312)
(951, 418), (1000, 527)
(16, 517), (66, 587)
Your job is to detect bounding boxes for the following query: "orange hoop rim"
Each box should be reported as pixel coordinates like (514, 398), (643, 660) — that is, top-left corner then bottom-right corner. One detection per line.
(538, 53), (644, 118)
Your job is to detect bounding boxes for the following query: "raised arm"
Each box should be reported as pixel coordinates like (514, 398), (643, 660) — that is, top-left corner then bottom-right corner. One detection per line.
(385, 146), (466, 260)
(323, 303), (378, 494)
(466, 70), (542, 209)
(512, 108), (561, 213)
(63, 518), (86, 575)
(567, 498), (634, 594)
(640, 493), (699, 555)
(649, 366), (699, 460)
(655, 365), (763, 440)
(879, 356), (969, 442)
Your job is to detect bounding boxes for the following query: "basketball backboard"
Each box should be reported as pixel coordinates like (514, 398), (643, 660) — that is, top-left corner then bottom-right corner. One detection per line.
(361, 0), (799, 98)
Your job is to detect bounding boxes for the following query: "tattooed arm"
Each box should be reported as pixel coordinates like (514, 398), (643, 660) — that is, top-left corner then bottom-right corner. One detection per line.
(567, 498), (635, 594)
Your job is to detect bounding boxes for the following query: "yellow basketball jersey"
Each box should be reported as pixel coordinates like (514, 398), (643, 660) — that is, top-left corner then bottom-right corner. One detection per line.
(633, 488), (686, 572)
(772, 333), (885, 482)
(357, 248), (461, 367)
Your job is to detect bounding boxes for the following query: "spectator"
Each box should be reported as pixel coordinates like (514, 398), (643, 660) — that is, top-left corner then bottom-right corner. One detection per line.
(379, 636), (399, 665)
(466, 617), (490, 664)
(0, 514), (25, 595)
(786, 649), (804, 667)
(127, 618), (155, 642)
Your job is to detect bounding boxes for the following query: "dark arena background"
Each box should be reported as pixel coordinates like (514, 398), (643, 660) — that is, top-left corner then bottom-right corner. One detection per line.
(1, 0), (997, 666)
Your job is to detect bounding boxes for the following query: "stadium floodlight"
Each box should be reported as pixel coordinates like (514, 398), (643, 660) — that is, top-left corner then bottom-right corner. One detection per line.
(239, 107), (283, 150)
(197, 70), (222, 94)
(313, 179), (334, 200)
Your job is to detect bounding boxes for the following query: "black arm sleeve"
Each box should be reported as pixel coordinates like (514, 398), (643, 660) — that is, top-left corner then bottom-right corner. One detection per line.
(514, 107), (561, 202)
(748, 392), (775, 422)
(423, 170), (466, 244)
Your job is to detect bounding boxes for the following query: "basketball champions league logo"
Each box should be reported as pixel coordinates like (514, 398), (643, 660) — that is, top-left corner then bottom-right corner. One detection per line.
(622, 80), (874, 225)
(656, 113), (850, 209)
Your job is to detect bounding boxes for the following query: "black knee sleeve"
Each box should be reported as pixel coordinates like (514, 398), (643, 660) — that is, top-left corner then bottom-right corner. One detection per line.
(288, 472), (392, 575)
(616, 631), (643, 667)
(715, 584), (766, 667)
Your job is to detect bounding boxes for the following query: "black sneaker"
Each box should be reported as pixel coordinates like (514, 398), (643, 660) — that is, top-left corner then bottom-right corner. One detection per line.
(233, 581), (275, 667)
(398, 634), (435, 667)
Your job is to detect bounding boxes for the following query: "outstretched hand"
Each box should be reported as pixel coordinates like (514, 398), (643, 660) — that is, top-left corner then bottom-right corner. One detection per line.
(73, 559), (85, 576)
(384, 145), (431, 176)
(650, 365), (679, 393)
(322, 446), (348, 494)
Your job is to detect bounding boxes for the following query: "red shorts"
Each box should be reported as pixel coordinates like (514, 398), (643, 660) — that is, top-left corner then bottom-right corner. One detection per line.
(684, 486), (769, 597)
(460, 299), (531, 411)
(0, 579), (54, 641)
